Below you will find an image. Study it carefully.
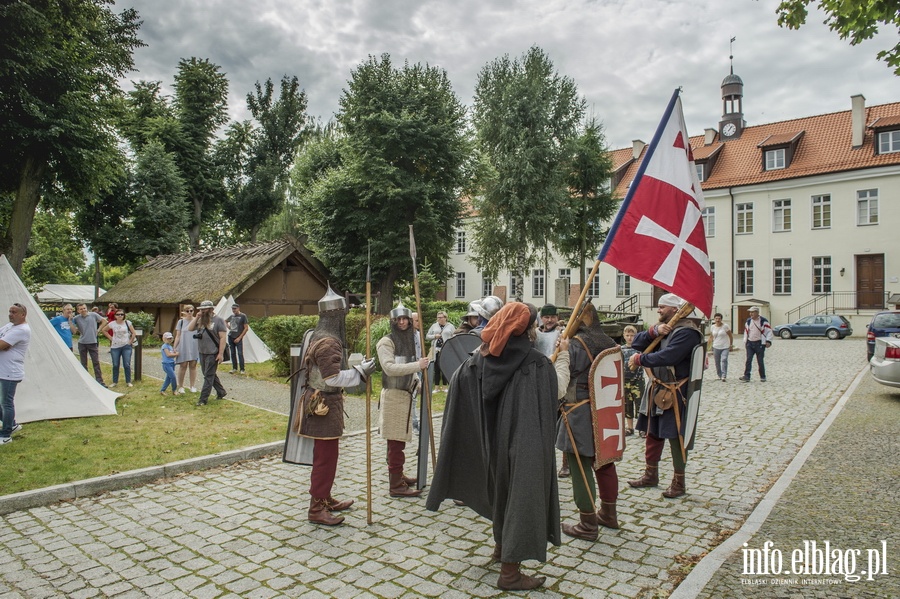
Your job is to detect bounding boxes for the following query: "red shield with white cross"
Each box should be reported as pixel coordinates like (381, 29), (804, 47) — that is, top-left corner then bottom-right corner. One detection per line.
(588, 347), (626, 467)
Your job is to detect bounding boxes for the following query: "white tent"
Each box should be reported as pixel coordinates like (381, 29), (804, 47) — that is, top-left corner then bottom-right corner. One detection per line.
(35, 284), (106, 305)
(1, 255), (119, 423)
(214, 295), (274, 363)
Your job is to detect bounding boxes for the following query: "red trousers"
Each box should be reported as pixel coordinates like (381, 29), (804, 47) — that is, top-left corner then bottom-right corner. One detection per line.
(309, 438), (339, 499)
(387, 440), (407, 473)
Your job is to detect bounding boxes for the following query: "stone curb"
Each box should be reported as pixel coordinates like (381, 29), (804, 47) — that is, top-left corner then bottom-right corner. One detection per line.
(0, 423), (388, 517)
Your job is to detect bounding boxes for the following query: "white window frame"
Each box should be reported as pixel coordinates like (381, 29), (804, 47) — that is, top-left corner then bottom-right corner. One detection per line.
(736, 260), (754, 295)
(765, 148), (785, 170)
(702, 206), (715, 237)
(811, 194), (831, 229)
(695, 163), (704, 182)
(455, 272), (466, 298)
(736, 203), (753, 234)
(773, 199), (791, 232)
(455, 230), (466, 254)
(773, 258), (792, 294)
(616, 271), (631, 297)
(812, 256), (831, 294)
(481, 276), (493, 298)
(510, 275), (520, 297)
(532, 269), (544, 298)
(878, 130), (900, 154)
(589, 277), (601, 298)
(857, 189), (878, 225)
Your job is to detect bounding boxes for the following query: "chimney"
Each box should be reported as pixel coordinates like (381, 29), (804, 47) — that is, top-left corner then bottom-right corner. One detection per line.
(632, 139), (646, 160)
(704, 128), (718, 146)
(851, 94), (866, 148)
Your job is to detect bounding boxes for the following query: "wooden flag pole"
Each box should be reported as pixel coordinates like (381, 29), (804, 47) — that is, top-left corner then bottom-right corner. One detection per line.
(551, 258), (602, 363)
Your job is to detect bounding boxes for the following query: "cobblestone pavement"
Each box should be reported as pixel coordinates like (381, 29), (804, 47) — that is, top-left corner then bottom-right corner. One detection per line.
(0, 339), (874, 598)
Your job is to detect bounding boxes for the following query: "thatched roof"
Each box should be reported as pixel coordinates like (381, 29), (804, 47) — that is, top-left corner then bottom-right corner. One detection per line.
(99, 238), (329, 305)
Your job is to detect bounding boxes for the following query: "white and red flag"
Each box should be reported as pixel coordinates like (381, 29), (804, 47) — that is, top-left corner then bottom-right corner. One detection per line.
(598, 89), (713, 317)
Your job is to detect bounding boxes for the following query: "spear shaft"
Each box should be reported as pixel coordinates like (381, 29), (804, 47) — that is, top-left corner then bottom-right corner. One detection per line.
(365, 244), (373, 524)
(409, 226), (437, 471)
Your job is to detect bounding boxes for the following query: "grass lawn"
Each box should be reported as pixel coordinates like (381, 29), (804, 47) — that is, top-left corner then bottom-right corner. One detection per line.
(0, 364), (285, 496)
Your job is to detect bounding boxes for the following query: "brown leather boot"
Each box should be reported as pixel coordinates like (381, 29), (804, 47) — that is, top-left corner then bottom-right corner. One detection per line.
(401, 473), (417, 486)
(389, 471), (422, 497)
(558, 453), (570, 478)
(562, 511), (599, 541)
(324, 496), (354, 511)
(498, 562), (545, 591)
(597, 501), (619, 529)
(628, 463), (659, 488)
(662, 470), (686, 498)
(308, 497), (344, 526)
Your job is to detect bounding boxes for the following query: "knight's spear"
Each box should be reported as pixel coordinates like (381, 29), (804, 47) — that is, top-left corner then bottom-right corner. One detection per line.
(365, 243), (373, 524)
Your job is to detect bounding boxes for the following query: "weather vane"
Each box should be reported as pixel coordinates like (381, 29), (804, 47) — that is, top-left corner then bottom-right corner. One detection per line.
(729, 36), (736, 74)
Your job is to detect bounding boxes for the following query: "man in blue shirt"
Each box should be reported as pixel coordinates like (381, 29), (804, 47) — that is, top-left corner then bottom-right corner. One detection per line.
(49, 304), (75, 352)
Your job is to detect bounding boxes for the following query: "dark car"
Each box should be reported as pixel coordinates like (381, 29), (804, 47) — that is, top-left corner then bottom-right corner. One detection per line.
(866, 311), (900, 361)
(773, 314), (852, 340)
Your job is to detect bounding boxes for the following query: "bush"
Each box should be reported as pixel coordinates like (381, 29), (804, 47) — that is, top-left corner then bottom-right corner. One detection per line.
(256, 315), (318, 376)
(123, 311), (159, 347)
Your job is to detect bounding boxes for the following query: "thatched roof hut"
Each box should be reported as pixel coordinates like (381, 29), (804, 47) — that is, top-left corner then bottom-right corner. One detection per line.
(99, 238), (331, 335)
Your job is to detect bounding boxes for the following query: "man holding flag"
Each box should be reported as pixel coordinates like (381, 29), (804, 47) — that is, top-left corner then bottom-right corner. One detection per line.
(591, 89), (712, 499)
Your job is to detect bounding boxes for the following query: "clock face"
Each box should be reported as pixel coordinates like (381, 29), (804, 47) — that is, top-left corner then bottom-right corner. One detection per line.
(723, 123), (737, 137)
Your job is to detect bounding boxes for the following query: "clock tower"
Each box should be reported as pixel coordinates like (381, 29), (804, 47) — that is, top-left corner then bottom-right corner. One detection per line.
(719, 52), (745, 140)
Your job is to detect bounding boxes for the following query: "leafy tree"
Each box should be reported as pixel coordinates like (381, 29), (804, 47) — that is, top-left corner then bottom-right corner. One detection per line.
(776, 0), (900, 75)
(470, 46), (585, 300)
(0, 0), (143, 274)
(172, 58), (230, 249)
(554, 117), (617, 290)
(217, 76), (309, 241)
(21, 210), (86, 291)
(296, 55), (469, 313)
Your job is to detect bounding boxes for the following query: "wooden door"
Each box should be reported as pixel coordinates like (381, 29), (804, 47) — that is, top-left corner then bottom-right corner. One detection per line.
(856, 254), (884, 309)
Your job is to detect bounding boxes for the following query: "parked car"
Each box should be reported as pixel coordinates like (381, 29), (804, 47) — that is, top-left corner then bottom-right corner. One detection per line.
(866, 310), (900, 361)
(773, 314), (852, 340)
(869, 336), (900, 388)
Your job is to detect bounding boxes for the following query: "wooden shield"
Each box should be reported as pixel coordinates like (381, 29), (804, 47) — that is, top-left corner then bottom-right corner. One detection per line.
(588, 346), (626, 467)
(283, 329), (315, 465)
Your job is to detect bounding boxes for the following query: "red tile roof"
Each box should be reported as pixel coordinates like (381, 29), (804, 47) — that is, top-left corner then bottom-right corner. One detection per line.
(612, 101), (900, 195)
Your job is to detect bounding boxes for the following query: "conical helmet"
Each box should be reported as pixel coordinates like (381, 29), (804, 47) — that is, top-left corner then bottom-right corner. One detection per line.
(318, 284), (347, 313)
(390, 300), (412, 320)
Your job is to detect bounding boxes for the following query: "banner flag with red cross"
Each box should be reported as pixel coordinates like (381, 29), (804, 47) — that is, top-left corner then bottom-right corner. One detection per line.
(598, 89), (713, 317)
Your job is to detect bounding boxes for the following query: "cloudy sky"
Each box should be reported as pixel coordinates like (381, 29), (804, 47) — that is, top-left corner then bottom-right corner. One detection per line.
(121, 0), (897, 149)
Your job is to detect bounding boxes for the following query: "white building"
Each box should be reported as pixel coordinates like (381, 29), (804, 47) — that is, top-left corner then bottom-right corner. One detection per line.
(446, 72), (900, 335)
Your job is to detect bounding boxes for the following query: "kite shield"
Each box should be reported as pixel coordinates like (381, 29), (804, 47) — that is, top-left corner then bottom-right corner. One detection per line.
(435, 333), (481, 383)
(283, 329), (315, 465)
(682, 343), (705, 453)
(588, 346), (626, 468)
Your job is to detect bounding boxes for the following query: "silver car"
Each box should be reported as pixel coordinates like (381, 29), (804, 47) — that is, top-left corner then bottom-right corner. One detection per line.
(869, 335), (900, 389)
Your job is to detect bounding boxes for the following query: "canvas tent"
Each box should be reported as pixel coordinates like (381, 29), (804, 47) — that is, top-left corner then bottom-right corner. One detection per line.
(35, 284), (106, 305)
(215, 296), (274, 363)
(0, 255), (119, 423)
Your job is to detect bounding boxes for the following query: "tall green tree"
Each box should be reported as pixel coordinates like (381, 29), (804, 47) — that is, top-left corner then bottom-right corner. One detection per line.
(555, 117), (617, 291)
(0, 0), (143, 274)
(470, 46), (585, 300)
(296, 55), (469, 312)
(218, 76), (309, 241)
(130, 140), (190, 256)
(776, 0), (900, 74)
(172, 58), (229, 249)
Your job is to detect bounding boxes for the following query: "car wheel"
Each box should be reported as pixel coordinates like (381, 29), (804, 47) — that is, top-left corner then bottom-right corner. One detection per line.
(826, 329), (839, 340)
(780, 329), (792, 340)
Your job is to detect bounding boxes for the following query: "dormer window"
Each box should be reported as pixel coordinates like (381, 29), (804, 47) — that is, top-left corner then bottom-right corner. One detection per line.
(765, 148), (785, 170)
(878, 130), (900, 154)
(758, 131), (804, 172)
(695, 163), (705, 182)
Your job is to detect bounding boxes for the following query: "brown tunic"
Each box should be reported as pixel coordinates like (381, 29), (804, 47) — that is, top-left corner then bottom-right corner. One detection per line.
(297, 336), (345, 440)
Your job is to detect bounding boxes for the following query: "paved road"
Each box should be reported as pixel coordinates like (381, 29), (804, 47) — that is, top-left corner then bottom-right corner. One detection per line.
(0, 339), (886, 598)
